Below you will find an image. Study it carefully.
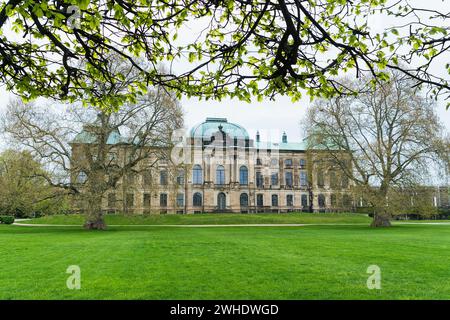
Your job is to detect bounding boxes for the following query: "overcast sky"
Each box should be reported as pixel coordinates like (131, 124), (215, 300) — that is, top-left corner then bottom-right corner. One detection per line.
(0, 0), (448, 149)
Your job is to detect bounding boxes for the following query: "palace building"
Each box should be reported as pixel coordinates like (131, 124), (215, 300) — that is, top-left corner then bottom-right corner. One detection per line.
(71, 117), (354, 214)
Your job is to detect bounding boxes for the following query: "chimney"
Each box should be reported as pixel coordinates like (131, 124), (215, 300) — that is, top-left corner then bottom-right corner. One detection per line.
(282, 132), (287, 143)
(256, 130), (260, 143)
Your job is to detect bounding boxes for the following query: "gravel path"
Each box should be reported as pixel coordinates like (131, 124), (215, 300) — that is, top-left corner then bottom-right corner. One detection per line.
(11, 222), (450, 228)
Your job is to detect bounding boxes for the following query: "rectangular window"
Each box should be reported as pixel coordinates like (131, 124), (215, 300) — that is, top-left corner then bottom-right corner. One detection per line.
(271, 172), (278, 186)
(107, 193), (116, 208)
(125, 193), (134, 208)
(143, 193), (151, 208)
(160, 170), (168, 185)
(331, 194), (337, 206)
(285, 159), (292, 166)
(341, 176), (349, 189)
(300, 171), (308, 187)
(239, 167), (248, 185)
(126, 172), (135, 185)
(317, 170), (325, 187)
(271, 194), (278, 206)
(287, 195), (293, 206)
(193, 165), (203, 184)
(176, 170), (185, 185)
(301, 194), (308, 207)
(299, 159), (306, 168)
(176, 193), (184, 207)
(285, 171), (293, 187)
(330, 171), (337, 188)
(143, 171), (152, 186)
(216, 166), (225, 185)
(160, 193), (168, 207)
(256, 172), (263, 188)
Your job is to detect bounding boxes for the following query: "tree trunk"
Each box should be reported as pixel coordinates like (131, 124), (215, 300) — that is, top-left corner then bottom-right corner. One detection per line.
(370, 183), (392, 227)
(370, 212), (391, 227)
(83, 190), (107, 230)
(83, 217), (107, 230)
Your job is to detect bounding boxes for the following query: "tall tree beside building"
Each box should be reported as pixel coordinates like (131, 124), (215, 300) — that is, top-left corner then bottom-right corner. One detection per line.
(2, 88), (183, 229)
(304, 71), (445, 227)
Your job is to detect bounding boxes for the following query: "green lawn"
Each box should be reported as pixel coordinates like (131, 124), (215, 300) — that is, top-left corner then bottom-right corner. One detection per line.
(24, 212), (372, 225)
(1, 221), (450, 299)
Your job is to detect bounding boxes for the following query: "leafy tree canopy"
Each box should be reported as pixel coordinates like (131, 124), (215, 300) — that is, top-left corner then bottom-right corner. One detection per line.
(0, 149), (69, 217)
(0, 0), (449, 110)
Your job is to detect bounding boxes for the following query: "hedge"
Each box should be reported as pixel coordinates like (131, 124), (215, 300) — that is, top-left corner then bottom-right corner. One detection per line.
(0, 216), (15, 224)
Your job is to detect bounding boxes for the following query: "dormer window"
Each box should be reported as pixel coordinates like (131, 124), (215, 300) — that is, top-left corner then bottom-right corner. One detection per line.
(77, 171), (87, 184)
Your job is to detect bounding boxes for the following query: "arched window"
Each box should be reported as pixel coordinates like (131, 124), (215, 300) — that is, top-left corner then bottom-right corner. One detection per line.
(217, 192), (226, 210)
(193, 192), (202, 206)
(272, 194), (279, 207)
(240, 193), (249, 207)
(257, 194), (264, 207)
(216, 165), (225, 185)
(239, 166), (248, 185)
(318, 194), (326, 208)
(193, 165), (203, 184)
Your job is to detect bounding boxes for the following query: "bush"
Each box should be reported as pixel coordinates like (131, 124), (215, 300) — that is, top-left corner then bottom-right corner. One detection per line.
(0, 215), (15, 224)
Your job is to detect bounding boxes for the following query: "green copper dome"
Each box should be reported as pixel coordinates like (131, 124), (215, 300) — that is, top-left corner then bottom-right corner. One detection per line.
(190, 118), (249, 139)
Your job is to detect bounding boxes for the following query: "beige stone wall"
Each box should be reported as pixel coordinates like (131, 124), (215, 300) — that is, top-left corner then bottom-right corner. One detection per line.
(72, 140), (353, 214)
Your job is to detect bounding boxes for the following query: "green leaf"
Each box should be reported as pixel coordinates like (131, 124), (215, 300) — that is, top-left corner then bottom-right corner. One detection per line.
(78, 0), (90, 10)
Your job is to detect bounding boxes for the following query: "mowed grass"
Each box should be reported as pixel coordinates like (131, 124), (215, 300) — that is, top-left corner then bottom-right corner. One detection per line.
(24, 212), (372, 225)
(1, 222), (450, 299)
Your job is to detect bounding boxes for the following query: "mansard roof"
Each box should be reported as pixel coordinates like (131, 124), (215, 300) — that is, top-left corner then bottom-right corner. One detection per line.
(71, 127), (125, 145)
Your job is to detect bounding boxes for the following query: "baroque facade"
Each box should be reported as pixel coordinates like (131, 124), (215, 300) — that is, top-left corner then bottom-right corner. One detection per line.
(71, 117), (354, 214)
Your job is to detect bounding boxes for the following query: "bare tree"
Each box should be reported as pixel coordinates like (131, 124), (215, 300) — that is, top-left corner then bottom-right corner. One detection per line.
(2, 87), (183, 229)
(304, 71), (445, 227)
